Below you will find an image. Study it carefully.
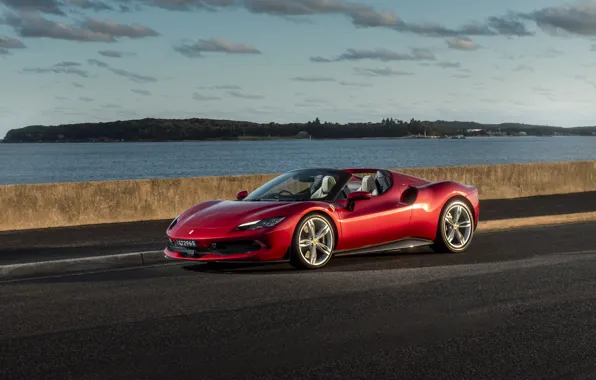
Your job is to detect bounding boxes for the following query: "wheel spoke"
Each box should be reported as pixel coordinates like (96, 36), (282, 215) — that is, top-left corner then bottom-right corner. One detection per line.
(458, 220), (471, 228)
(447, 227), (456, 242)
(455, 228), (464, 243)
(453, 206), (462, 223)
(307, 220), (316, 239)
(299, 239), (311, 248)
(318, 243), (332, 256)
(315, 225), (330, 240)
(445, 213), (455, 226)
(309, 244), (317, 264)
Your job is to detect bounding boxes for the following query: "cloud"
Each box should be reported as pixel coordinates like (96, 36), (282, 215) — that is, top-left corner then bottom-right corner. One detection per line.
(193, 93), (220, 100)
(73, 82), (85, 87)
(243, 0), (398, 27)
(3, 11), (112, 41)
(445, 37), (480, 51)
(102, 104), (122, 108)
(538, 47), (564, 58)
(533, 86), (552, 95)
(83, 19), (159, 38)
(228, 90), (264, 99)
(502, 53), (524, 60)
(354, 67), (413, 77)
(22, 63), (90, 77)
(0, 0), (64, 15)
(86, 58), (157, 82)
(514, 64), (533, 72)
(131, 89), (151, 95)
(393, 21), (487, 37)
(174, 38), (261, 57)
(290, 76), (336, 82)
(0, 35), (26, 49)
(338, 81), (372, 87)
(65, 0), (115, 11)
(574, 74), (596, 88)
(484, 13), (534, 37)
(521, 2), (596, 37)
(311, 47), (435, 62)
(111, 0), (398, 33)
(110, 68), (157, 82)
(0, 35), (25, 54)
(436, 61), (461, 68)
(138, 0), (236, 11)
(79, 96), (94, 102)
(3, 11), (158, 42)
(98, 50), (136, 58)
(113, 0), (535, 39)
(209, 84), (241, 89)
(88, 58), (110, 67)
(55, 61), (81, 67)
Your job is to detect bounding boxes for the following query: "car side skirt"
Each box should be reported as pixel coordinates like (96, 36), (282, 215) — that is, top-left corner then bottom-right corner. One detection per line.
(332, 237), (434, 257)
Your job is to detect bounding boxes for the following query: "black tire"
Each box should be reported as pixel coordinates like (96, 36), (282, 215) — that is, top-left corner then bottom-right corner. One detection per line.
(430, 198), (475, 253)
(289, 213), (336, 270)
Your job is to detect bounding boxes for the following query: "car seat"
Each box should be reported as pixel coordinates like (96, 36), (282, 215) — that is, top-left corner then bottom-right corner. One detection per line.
(357, 175), (377, 194)
(311, 175), (336, 199)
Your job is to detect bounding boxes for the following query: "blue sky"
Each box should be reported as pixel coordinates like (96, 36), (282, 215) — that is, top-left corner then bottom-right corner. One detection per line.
(1, 0), (596, 135)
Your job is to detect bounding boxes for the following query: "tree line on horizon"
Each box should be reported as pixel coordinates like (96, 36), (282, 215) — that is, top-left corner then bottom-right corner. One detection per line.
(2, 117), (596, 142)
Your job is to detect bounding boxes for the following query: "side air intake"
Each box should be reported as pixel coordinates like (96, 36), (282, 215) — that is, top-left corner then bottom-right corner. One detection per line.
(401, 186), (418, 205)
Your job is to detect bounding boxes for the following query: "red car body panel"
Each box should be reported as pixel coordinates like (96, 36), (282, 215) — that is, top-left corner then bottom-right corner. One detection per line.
(164, 167), (480, 263)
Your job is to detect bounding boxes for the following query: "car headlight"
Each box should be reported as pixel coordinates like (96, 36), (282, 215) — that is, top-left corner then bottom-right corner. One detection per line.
(237, 217), (285, 230)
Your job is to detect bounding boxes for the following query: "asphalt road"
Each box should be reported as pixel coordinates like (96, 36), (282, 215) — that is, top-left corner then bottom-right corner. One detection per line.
(2, 222), (596, 379)
(2, 190), (596, 264)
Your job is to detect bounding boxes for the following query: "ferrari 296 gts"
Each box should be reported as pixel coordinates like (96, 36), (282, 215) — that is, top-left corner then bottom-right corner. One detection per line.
(164, 168), (480, 269)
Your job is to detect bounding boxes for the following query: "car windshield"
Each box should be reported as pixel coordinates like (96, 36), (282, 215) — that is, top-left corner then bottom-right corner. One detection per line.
(244, 168), (351, 202)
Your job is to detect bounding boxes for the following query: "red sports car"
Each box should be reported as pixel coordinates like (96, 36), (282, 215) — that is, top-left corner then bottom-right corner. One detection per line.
(164, 168), (480, 269)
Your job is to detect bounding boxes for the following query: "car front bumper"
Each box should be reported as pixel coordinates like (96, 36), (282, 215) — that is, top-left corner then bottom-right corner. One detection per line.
(164, 224), (293, 262)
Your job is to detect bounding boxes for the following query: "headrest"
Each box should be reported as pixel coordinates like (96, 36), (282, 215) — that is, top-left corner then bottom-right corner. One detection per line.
(360, 175), (376, 193)
(321, 175), (336, 193)
(310, 175), (323, 193)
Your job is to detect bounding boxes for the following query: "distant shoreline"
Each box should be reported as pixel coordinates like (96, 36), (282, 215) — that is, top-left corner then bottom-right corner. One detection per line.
(0, 135), (571, 144)
(3, 116), (594, 143)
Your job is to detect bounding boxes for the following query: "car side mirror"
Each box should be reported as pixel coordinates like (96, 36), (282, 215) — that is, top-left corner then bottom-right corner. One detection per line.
(347, 191), (372, 201)
(236, 190), (249, 200)
(346, 191), (371, 211)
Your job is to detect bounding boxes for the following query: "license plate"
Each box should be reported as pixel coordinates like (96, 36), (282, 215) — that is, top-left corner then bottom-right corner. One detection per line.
(176, 239), (196, 248)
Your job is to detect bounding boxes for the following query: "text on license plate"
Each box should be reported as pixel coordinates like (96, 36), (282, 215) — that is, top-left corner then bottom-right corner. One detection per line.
(176, 240), (196, 247)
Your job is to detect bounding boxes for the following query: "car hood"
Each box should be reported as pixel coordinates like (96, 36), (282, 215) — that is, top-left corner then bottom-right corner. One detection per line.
(177, 200), (301, 229)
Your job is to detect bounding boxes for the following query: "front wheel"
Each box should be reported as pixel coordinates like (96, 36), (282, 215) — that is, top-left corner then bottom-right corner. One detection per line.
(289, 214), (335, 269)
(430, 199), (474, 253)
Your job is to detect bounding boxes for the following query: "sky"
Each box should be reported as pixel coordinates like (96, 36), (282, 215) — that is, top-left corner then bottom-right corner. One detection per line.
(2, 0), (596, 135)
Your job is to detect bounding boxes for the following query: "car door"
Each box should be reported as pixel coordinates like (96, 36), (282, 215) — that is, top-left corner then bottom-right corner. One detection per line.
(334, 191), (413, 251)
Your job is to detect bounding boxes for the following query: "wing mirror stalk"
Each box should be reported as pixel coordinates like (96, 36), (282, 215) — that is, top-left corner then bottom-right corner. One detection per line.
(346, 191), (372, 211)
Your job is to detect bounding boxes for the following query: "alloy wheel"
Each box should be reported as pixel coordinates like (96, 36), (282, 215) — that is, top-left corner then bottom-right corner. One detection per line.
(297, 216), (334, 267)
(443, 202), (473, 249)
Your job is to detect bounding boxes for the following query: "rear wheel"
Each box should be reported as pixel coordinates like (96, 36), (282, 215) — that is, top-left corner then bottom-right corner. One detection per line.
(289, 214), (335, 269)
(430, 199), (474, 253)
